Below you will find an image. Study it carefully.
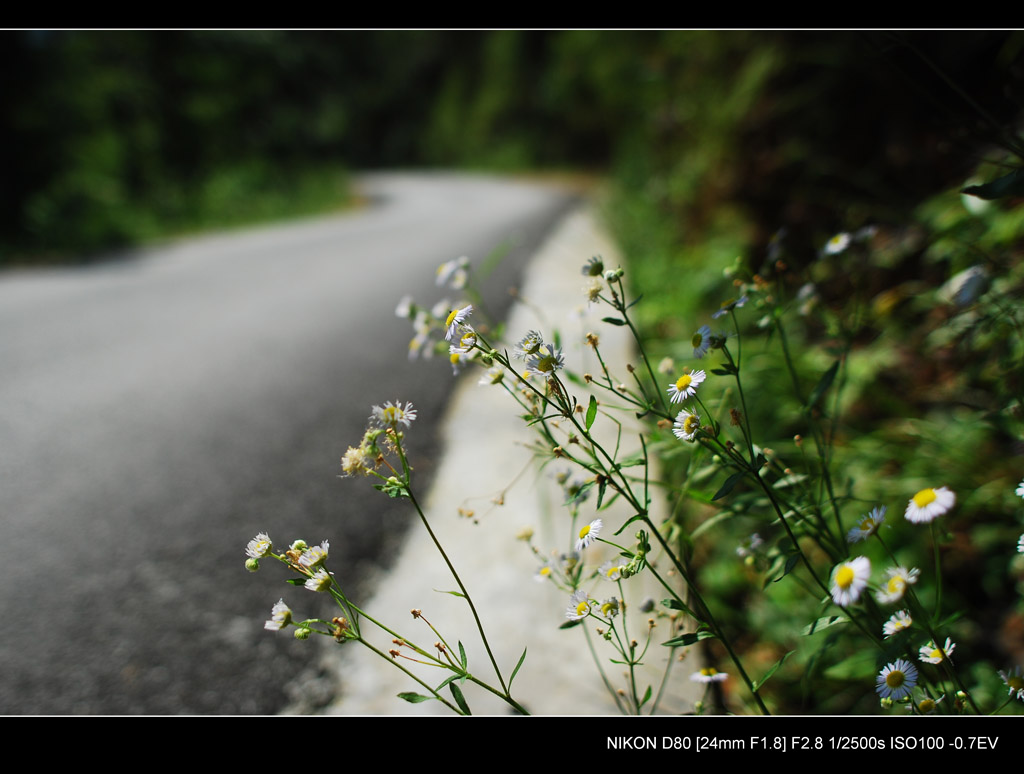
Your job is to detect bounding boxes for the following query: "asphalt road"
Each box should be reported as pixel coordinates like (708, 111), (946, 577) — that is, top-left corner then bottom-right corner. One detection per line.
(0, 172), (576, 714)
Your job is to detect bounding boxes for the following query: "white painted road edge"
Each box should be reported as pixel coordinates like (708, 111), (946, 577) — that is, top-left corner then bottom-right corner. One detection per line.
(316, 204), (698, 715)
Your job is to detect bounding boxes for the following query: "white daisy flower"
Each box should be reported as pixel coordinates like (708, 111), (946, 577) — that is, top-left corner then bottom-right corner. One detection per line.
(919, 638), (956, 665)
(830, 556), (871, 607)
(672, 408), (701, 442)
(904, 486), (955, 524)
(526, 345), (565, 376)
(692, 325), (712, 359)
(436, 256), (469, 289)
(876, 566), (919, 605)
(876, 659), (918, 701)
(444, 305), (473, 341)
(823, 232), (851, 256)
(883, 610), (913, 638)
(298, 540), (330, 569)
(847, 506), (886, 543)
(513, 330), (544, 360)
(246, 532), (272, 559)
(478, 365), (504, 386)
(711, 295), (748, 319)
(372, 401), (417, 428)
(449, 326), (477, 355)
(598, 559), (625, 582)
(304, 568), (332, 592)
(599, 597), (620, 618)
(565, 589), (591, 621)
(575, 519), (602, 552)
(264, 599), (292, 631)
(534, 564), (553, 583)
(690, 667), (728, 683)
(912, 694), (944, 715)
(667, 369), (707, 403)
(999, 666), (1024, 701)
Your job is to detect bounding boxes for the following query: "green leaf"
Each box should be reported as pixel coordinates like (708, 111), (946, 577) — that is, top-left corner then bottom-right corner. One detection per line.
(437, 589), (466, 598)
(285, 578), (306, 586)
(397, 692), (433, 704)
(613, 513), (646, 534)
(752, 650), (794, 691)
(710, 365), (736, 376)
(458, 640), (468, 670)
(510, 647), (528, 687)
(662, 630), (717, 647)
(660, 597), (698, 618)
(595, 477), (607, 509)
(712, 472), (743, 501)
(962, 168), (1024, 200)
(601, 316), (626, 326)
(585, 395), (598, 431)
(559, 619), (583, 630)
(450, 682), (471, 715)
(639, 684), (653, 709)
(691, 509), (736, 540)
(435, 675), (459, 691)
(625, 294), (644, 310)
(802, 616), (848, 635)
(807, 361), (839, 409)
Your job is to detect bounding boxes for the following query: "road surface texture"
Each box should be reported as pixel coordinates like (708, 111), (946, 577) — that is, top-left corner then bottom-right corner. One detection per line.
(0, 172), (576, 714)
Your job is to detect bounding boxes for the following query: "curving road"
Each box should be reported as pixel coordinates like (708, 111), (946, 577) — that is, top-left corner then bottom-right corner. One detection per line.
(0, 173), (576, 713)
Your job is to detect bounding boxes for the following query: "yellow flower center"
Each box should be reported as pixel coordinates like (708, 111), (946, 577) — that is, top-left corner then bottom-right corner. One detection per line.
(919, 699), (935, 713)
(913, 488), (937, 508)
(450, 353), (460, 365)
(886, 670), (906, 689)
(1008, 675), (1024, 691)
(445, 309), (459, 327)
(576, 601), (589, 617)
(692, 332), (704, 348)
(701, 668), (717, 677)
(606, 566), (620, 578)
(887, 577), (905, 594)
(929, 648), (942, 660)
(675, 374), (693, 391)
(539, 567), (551, 578)
(836, 566), (855, 589)
(859, 516), (875, 531)
(683, 415), (700, 434)
(578, 524), (592, 540)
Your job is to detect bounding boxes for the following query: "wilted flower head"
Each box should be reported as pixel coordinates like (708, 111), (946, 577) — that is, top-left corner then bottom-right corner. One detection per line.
(581, 256), (604, 276)
(341, 445), (375, 477)
(478, 365), (504, 386)
(513, 330), (545, 360)
(298, 540), (330, 569)
(526, 345), (565, 376)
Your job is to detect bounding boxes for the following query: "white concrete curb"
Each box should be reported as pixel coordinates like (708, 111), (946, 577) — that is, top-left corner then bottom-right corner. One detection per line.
(319, 204), (697, 715)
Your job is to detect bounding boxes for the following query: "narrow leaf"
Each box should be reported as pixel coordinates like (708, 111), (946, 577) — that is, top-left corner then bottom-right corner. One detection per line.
(601, 316), (627, 326)
(458, 641), (467, 670)
(595, 477), (607, 509)
(436, 589), (466, 598)
(639, 684), (653, 709)
(712, 472), (743, 501)
(585, 395), (598, 431)
(802, 616), (848, 635)
(450, 682), (471, 715)
(613, 513), (645, 534)
(807, 361), (839, 409)
(662, 631), (717, 647)
(510, 647), (528, 687)
(962, 168), (1024, 200)
(397, 692), (432, 704)
(752, 650), (795, 691)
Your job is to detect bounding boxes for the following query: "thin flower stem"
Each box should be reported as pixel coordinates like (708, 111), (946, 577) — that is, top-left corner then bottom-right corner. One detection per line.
(357, 636), (464, 714)
(583, 624), (631, 714)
